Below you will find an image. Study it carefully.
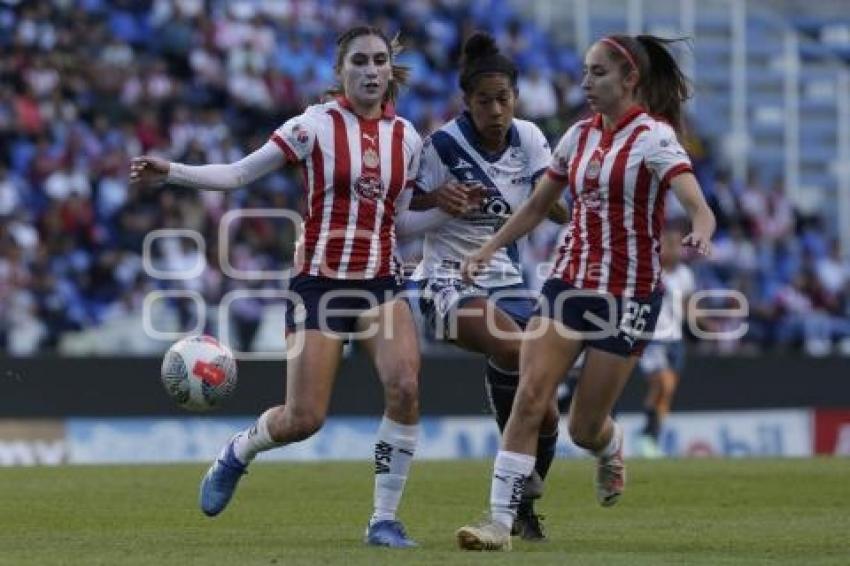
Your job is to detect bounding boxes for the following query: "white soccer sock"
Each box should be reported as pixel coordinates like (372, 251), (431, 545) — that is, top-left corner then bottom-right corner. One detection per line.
(370, 416), (419, 525)
(490, 450), (536, 530)
(592, 421), (623, 459)
(232, 409), (283, 465)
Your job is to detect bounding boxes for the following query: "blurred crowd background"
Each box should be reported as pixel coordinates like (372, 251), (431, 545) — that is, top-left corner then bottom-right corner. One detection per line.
(0, 0), (848, 357)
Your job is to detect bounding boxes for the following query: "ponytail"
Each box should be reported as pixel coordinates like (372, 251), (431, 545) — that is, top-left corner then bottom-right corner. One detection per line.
(635, 35), (691, 134)
(601, 34), (692, 134)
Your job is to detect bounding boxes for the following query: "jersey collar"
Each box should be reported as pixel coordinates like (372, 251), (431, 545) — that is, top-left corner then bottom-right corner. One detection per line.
(335, 96), (396, 120)
(591, 104), (646, 134)
(457, 111), (520, 163)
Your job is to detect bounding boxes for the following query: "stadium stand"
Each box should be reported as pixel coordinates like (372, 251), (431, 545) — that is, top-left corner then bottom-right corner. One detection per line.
(0, 0), (848, 356)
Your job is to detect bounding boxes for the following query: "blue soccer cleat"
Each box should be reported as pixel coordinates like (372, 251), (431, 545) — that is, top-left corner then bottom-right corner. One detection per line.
(364, 520), (418, 548)
(199, 437), (247, 516)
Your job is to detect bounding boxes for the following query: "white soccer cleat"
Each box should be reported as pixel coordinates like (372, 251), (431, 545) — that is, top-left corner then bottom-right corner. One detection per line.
(456, 520), (512, 551)
(596, 425), (626, 507)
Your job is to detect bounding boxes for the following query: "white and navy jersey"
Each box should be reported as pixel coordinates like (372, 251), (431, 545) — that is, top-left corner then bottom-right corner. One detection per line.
(411, 113), (551, 288)
(652, 263), (696, 342)
(271, 97), (422, 280)
(547, 107), (693, 297)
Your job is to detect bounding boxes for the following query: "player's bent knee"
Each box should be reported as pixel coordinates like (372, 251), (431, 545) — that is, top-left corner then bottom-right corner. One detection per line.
(280, 408), (326, 442)
(384, 373), (419, 412)
(508, 387), (547, 429)
(515, 380), (549, 410)
(381, 353), (419, 396)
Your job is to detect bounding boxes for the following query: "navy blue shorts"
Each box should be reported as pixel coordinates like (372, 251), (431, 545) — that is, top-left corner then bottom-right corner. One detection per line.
(284, 273), (401, 335)
(416, 279), (536, 340)
(533, 279), (663, 357)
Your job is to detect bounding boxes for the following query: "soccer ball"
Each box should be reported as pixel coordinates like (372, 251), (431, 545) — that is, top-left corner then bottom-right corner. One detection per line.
(160, 335), (237, 411)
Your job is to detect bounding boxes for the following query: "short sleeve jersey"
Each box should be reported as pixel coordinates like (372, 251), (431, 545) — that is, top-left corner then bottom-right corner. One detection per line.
(412, 113), (551, 288)
(271, 97), (422, 279)
(546, 107), (693, 297)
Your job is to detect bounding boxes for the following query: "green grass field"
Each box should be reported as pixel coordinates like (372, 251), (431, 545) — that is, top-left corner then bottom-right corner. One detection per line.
(2, 458), (848, 565)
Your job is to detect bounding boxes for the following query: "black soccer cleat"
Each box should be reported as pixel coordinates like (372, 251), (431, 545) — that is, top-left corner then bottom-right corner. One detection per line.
(512, 502), (547, 542)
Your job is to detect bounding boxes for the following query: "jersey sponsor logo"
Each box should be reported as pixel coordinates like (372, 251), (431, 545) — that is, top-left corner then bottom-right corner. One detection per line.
(362, 132), (377, 146)
(354, 174), (384, 200)
(362, 148), (380, 169)
(481, 192), (512, 218)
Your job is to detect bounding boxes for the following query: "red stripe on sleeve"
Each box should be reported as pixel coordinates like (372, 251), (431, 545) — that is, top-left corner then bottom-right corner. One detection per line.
(271, 133), (299, 163)
(660, 163), (693, 190)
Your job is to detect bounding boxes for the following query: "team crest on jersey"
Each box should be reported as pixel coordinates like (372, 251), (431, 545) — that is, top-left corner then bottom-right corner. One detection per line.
(289, 123), (309, 146)
(585, 155), (602, 180)
(363, 148), (380, 169)
(354, 174), (384, 200)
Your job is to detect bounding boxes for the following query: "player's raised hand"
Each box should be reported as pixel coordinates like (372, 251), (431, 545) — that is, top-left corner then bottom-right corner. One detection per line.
(682, 231), (712, 257)
(130, 156), (170, 187)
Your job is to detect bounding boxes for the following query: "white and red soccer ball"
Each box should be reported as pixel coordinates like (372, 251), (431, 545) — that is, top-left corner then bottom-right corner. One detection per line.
(160, 335), (237, 411)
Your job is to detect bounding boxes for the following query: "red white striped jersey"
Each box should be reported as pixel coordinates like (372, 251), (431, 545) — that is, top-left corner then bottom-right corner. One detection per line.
(546, 106), (693, 298)
(270, 97), (422, 279)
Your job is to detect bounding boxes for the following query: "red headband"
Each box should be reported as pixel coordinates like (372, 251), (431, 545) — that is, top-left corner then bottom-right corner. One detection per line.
(601, 37), (638, 73)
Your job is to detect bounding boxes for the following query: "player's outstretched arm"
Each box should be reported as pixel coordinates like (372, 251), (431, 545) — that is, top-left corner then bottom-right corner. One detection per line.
(130, 141), (285, 192)
(670, 172), (716, 257)
(546, 199), (570, 224)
